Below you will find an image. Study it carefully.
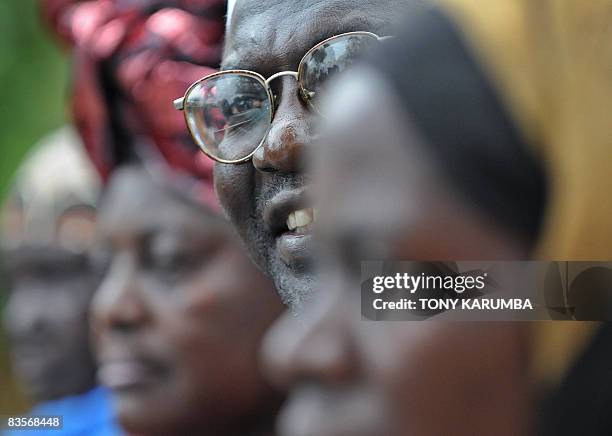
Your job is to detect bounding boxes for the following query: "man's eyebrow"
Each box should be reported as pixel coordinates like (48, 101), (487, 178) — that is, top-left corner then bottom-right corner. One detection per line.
(221, 55), (266, 72)
(221, 14), (384, 72)
(299, 15), (384, 51)
(331, 16), (386, 37)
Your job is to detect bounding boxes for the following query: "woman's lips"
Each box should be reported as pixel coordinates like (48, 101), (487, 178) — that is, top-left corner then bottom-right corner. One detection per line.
(97, 359), (163, 391)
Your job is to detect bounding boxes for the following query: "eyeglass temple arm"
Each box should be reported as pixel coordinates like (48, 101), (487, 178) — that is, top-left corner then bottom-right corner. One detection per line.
(174, 98), (185, 111)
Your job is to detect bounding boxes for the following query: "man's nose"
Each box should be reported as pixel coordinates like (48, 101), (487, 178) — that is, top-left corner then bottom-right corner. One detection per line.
(261, 286), (358, 389)
(252, 79), (311, 173)
(91, 253), (149, 334)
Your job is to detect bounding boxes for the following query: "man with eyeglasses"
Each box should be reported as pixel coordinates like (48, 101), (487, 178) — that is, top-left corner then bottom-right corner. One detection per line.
(175, 0), (412, 310)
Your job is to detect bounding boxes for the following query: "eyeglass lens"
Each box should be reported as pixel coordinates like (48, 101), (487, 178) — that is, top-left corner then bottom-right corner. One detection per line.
(300, 33), (378, 110)
(185, 73), (272, 161)
(185, 33), (378, 162)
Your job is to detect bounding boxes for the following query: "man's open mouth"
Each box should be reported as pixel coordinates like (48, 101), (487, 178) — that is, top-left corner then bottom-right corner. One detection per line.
(263, 188), (317, 267)
(263, 188), (316, 235)
(286, 207), (316, 234)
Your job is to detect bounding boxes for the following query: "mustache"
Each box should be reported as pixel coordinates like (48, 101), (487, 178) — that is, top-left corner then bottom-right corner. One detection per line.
(255, 173), (309, 217)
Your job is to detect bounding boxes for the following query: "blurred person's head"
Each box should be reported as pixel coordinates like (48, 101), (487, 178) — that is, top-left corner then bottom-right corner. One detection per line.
(92, 165), (284, 436)
(261, 6), (551, 435)
(271, 0), (612, 425)
(212, 0), (413, 310)
(1, 128), (101, 402)
(261, 76), (535, 436)
(43, 4), (289, 433)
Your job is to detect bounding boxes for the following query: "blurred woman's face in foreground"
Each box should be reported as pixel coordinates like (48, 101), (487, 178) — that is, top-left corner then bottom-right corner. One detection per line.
(91, 166), (284, 436)
(262, 70), (534, 436)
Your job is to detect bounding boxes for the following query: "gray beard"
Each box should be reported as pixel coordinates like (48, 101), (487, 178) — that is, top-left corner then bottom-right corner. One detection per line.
(246, 173), (315, 311)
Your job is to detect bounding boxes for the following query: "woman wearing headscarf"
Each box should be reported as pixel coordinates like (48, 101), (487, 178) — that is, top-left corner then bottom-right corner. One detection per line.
(41, 0), (225, 201)
(90, 162), (284, 436)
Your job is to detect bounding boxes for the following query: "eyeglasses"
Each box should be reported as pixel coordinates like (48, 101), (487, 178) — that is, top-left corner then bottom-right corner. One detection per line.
(173, 31), (389, 164)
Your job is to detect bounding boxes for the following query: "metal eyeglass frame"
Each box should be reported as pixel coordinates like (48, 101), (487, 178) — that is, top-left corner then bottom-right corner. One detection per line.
(173, 31), (391, 164)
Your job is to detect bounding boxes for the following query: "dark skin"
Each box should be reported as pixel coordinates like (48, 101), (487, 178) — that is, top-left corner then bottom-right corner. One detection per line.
(2, 245), (98, 402)
(2, 202), (99, 403)
(262, 70), (534, 436)
(91, 166), (284, 436)
(215, 0), (410, 310)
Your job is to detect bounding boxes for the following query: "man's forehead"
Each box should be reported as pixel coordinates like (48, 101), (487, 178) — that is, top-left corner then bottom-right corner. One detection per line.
(224, 0), (401, 71)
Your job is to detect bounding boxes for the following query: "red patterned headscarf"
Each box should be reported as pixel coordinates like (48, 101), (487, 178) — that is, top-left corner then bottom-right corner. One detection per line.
(41, 0), (225, 208)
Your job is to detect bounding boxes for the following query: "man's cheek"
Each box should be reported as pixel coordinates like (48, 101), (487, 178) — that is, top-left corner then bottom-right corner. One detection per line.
(214, 162), (255, 222)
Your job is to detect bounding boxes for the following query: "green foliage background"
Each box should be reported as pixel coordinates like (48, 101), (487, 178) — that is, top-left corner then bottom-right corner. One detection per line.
(0, 0), (68, 414)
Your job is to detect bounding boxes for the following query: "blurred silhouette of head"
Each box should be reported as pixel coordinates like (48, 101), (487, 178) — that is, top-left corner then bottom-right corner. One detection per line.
(2, 128), (101, 402)
(92, 166), (284, 436)
(261, 6), (545, 435)
(262, 72), (534, 436)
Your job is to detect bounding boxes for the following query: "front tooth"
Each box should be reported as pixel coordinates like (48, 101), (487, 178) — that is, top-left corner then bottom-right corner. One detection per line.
(287, 213), (297, 230)
(294, 209), (312, 227)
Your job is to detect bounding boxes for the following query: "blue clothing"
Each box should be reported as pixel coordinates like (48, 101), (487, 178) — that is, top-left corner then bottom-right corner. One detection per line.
(3, 386), (122, 436)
